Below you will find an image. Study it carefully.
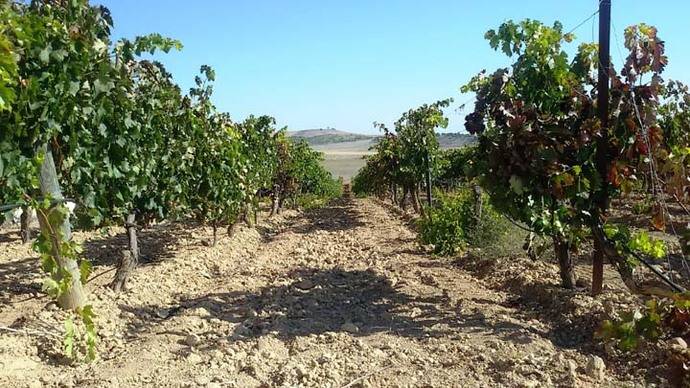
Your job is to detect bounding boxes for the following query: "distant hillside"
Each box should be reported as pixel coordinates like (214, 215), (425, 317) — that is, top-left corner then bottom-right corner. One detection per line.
(290, 129), (475, 148)
(288, 128), (374, 146)
(309, 131), (476, 183)
(437, 133), (476, 149)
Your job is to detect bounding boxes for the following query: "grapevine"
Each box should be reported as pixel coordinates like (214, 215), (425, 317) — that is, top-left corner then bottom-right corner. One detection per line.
(0, 0), (341, 362)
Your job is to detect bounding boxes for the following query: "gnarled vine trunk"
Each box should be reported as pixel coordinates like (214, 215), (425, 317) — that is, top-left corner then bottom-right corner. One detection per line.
(553, 236), (576, 289)
(111, 250), (135, 293)
(37, 144), (86, 310)
(110, 212), (139, 292)
(211, 222), (219, 246)
(270, 184), (281, 217)
(415, 184), (426, 217)
(591, 240), (604, 295)
(253, 198), (258, 226)
(243, 203), (256, 228)
(242, 208), (250, 227)
(410, 186), (420, 214)
(279, 194), (287, 212)
(399, 186), (409, 211)
(590, 224), (643, 294)
(227, 219), (240, 237)
(20, 205), (31, 244)
(473, 185), (483, 222)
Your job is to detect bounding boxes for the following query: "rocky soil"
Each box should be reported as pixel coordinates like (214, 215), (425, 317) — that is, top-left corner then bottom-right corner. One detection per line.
(0, 196), (672, 387)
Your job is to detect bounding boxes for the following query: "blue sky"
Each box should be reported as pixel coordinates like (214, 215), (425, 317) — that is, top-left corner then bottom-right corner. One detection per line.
(96, 0), (690, 134)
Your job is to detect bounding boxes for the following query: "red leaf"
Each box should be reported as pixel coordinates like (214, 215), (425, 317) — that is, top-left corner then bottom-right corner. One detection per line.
(649, 126), (663, 147)
(608, 163), (621, 187)
(651, 203), (666, 231)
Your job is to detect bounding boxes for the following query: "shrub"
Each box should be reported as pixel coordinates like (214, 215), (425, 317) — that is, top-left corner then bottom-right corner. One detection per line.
(418, 189), (474, 255)
(272, 137), (343, 212)
(297, 177), (343, 210)
(418, 186), (524, 256)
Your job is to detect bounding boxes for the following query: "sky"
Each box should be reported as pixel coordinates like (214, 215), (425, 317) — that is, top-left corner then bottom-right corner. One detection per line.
(95, 0), (690, 135)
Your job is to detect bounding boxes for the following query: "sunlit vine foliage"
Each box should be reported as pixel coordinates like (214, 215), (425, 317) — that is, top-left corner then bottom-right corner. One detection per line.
(0, 0), (340, 361)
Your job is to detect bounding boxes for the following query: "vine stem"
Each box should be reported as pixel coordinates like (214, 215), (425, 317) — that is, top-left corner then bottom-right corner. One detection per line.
(34, 206), (66, 272)
(672, 193), (690, 218)
(503, 215), (536, 234)
(86, 267), (117, 284)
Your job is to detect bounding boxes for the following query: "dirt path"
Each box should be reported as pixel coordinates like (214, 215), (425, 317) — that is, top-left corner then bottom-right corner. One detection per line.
(0, 197), (651, 387)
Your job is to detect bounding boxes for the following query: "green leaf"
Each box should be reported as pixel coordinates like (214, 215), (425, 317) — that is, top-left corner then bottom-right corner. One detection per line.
(63, 318), (75, 358)
(68, 81), (80, 96)
(124, 116), (135, 129)
(619, 334), (638, 350)
(509, 175), (524, 195)
(79, 260), (92, 284)
(39, 47), (51, 64)
(42, 278), (60, 298)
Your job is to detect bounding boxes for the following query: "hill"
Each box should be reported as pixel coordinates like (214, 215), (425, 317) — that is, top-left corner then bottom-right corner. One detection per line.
(302, 130), (476, 182)
(437, 132), (476, 148)
(290, 129), (475, 149)
(288, 128), (375, 146)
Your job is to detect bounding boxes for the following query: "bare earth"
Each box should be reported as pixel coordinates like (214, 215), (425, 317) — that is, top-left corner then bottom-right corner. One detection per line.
(0, 197), (664, 387)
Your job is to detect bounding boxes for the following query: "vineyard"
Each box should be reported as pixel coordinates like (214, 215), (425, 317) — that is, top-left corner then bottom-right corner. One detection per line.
(2, 0), (690, 387)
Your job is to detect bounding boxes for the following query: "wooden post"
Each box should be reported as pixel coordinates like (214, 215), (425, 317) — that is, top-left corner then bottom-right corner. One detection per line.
(592, 0), (611, 296)
(36, 144), (86, 310)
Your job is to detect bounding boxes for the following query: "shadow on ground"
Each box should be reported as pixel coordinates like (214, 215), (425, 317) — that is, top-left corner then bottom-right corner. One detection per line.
(82, 222), (193, 267)
(0, 229), (19, 244)
(254, 197), (365, 244)
(0, 257), (42, 307)
(448, 253), (664, 385)
(290, 197), (366, 235)
(120, 267), (550, 350)
(451, 254), (603, 349)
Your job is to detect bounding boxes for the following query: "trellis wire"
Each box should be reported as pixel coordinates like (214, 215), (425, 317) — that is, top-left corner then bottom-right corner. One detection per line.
(0, 198), (74, 213)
